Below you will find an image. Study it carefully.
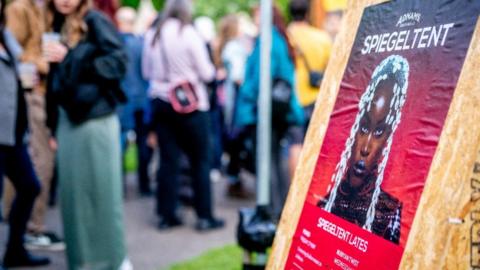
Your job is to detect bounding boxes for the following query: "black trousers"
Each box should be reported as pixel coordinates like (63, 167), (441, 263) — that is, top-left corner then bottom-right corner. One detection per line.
(151, 99), (213, 220)
(0, 144), (41, 253)
(225, 124), (289, 217)
(134, 109), (153, 194)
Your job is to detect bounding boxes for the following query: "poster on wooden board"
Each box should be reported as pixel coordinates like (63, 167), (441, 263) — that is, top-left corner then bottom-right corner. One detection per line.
(269, 0), (480, 269)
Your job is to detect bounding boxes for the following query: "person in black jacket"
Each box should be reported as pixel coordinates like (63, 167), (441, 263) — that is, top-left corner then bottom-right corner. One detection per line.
(44, 0), (131, 268)
(0, 0), (50, 267)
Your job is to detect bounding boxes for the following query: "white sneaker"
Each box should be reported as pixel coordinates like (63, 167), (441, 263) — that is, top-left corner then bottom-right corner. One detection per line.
(210, 169), (222, 182)
(24, 232), (65, 251)
(119, 258), (133, 270)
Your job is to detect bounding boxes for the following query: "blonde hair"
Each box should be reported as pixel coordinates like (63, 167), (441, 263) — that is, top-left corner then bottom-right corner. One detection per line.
(213, 14), (240, 68)
(324, 55), (409, 231)
(46, 0), (93, 47)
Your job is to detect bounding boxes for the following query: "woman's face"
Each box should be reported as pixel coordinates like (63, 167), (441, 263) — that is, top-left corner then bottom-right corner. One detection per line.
(54, 0), (81, 15)
(347, 79), (395, 190)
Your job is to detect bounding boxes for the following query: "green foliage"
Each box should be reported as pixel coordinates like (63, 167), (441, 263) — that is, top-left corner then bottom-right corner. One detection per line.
(193, 0), (290, 22)
(193, 0), (257, 21)
(152, 0), (166, 11)
(123, 142), (138, 173)
(120, 0), (141, 9)
(119, 0), (164, 10)
(275, 0), (291, 21)
(118, 0), (290, 20)
(167, 245), (243, 270)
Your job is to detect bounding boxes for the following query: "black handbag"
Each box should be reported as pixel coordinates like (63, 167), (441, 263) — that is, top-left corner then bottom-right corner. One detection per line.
(308, 70), (323, 89)
(294, 44), (324, 88)
(271, 77), (292, 128)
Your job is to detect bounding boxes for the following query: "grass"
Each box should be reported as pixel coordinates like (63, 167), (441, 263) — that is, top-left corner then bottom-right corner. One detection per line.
(167, 245), (243, 270)
(123, 142), (138, 173)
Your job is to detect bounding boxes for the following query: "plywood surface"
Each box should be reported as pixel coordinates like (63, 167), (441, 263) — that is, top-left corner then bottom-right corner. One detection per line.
(268, 0), (480, 269)
(399, 17), (480, 270)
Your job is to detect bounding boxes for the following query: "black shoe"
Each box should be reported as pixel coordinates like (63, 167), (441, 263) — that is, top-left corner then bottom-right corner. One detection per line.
(139, 190), (152, 197)
(157, 216), (183, 230)
(227, 182), (253, 199)
(3, 250), (50, 268)
(195, 217), (225, 232)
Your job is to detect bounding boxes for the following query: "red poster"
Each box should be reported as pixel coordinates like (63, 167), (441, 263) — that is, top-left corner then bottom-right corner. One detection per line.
(285, 1), (480, 269)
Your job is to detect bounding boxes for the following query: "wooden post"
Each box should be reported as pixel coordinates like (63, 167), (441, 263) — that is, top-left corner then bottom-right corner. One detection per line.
(268, 0), (480, 269)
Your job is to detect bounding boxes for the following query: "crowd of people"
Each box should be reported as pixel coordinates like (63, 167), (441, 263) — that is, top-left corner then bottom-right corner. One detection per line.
(0, 0), (338, 268)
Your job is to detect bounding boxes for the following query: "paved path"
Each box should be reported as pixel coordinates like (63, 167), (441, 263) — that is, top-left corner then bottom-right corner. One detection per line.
(0, 173), (256, 270)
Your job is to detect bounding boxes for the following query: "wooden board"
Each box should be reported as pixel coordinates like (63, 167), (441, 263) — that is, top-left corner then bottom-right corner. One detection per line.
(268, 0), (480, 269)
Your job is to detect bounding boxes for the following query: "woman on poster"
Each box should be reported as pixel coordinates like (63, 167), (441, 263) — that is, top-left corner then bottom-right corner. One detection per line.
(318, 55), (409, 244)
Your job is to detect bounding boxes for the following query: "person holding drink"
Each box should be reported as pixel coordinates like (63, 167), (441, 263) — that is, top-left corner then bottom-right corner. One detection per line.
(5, 0), (64, 251)
(0, 0), (51, 267)
(44, 0), (132, 268)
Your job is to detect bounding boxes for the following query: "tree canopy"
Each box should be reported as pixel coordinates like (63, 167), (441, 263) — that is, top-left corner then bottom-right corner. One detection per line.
(121, 0), (290, 22)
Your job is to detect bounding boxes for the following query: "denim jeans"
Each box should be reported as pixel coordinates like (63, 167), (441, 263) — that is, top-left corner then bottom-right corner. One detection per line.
(0, 144), (41, 253)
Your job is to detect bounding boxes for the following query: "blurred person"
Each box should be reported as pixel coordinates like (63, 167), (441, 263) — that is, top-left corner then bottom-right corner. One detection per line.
(323, 0), (346, 40)
(44, 0), (132, 268)
(288, 0), (331, 125)
(287, 0), (332, 178)
(143, 0), (224, 231)
(193, 16), (216, 47)
(235, 5), (305, 216)
(194, 16), (223, 179)
(237, 12), (258, 39)
(324, 10), (343, 41)
(133, 0), (157, 34)
(116, 7), (153, 196)
(0, 0), (50, 267)
(93, 0), (118, 23)
(214, 14), (251, 198)
(4, 0), (64, 251)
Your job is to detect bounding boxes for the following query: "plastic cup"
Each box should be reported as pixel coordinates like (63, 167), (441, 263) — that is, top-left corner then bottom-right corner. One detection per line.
(42, 32), (61, 44)
(18, 62), (37, 90)
(42, 32), (61, 60)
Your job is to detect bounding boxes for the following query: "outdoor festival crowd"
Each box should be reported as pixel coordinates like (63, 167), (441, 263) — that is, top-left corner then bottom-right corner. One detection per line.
(0, 0), (340, 268)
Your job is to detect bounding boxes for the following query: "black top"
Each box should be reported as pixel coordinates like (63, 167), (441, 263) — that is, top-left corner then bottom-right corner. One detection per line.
(318, 181), (402, 244)
(47, 10), (127, 131)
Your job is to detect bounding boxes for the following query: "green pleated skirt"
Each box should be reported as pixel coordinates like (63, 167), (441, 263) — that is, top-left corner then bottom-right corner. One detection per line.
(57, 110), (126, 270)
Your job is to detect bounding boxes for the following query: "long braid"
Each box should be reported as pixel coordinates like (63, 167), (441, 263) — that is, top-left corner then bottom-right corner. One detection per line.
(364, 56), (409, 230)
(325, 55), (409, 233)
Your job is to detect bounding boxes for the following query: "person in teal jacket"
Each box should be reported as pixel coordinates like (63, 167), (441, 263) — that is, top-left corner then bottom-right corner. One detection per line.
(235, 5), (305, 216)
(235, 27), (304, 128)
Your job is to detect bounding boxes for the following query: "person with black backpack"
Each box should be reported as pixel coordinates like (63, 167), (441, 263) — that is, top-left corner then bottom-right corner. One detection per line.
(235, 5), (305, 217)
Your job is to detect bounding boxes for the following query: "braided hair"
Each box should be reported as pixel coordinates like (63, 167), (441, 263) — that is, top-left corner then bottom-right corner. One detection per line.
(324, 55), (410, 231)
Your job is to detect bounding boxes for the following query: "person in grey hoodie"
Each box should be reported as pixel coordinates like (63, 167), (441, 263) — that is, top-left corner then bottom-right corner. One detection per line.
(0, 0), (50, 267)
